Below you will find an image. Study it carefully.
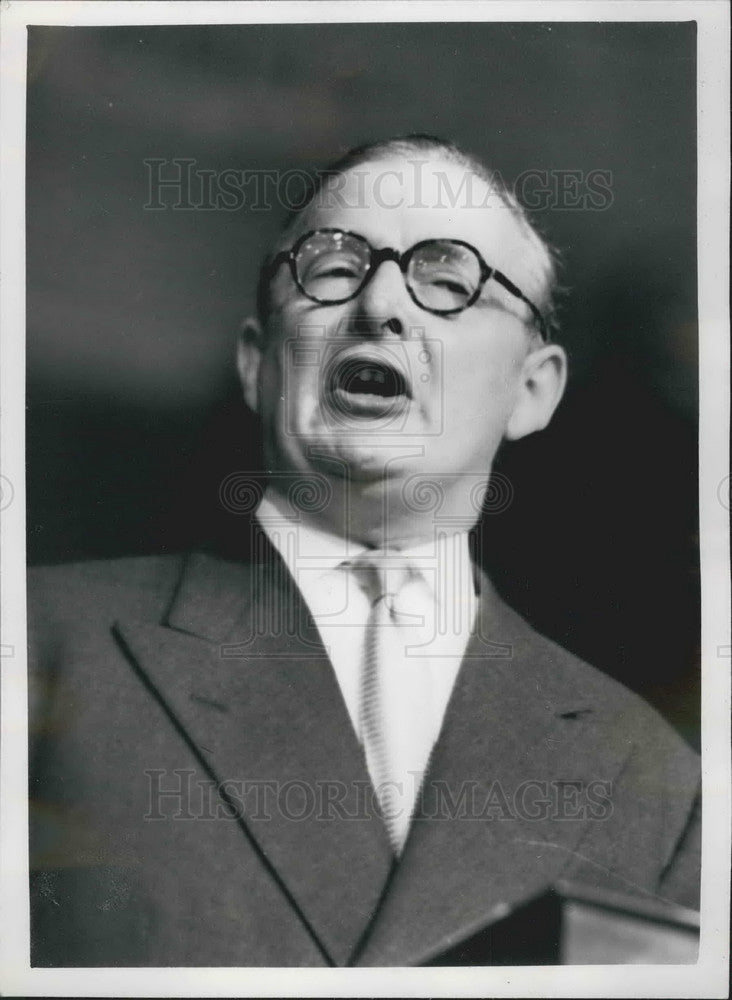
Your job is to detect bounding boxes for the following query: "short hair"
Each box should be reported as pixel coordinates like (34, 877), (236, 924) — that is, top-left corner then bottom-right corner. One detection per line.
(256, 134), (562, 340)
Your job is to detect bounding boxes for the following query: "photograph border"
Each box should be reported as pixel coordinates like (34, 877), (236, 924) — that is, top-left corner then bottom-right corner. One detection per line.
(1, 2), (729, 996)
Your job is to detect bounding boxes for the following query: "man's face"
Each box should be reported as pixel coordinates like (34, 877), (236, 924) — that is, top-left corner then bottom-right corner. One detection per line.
(244, 155), (561, 542)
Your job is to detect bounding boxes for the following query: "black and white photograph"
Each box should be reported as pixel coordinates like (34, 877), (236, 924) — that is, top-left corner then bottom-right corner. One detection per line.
(0, 1), (729, 995)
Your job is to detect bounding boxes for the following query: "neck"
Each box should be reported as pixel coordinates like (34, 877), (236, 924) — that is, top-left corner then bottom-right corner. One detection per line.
(265, 476), (482, 550)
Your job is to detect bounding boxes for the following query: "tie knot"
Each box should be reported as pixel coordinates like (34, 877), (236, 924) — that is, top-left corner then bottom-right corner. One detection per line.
(343, 549), (418, 612)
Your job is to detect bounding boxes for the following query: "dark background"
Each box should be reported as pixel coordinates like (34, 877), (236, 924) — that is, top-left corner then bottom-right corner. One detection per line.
(26, 23), (699, 746)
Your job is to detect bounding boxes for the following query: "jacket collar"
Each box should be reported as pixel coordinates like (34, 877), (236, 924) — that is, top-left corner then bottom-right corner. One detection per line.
(115, 536), (631, 967)
(115, 534), (393, 968)
(354, 572), (633, 965)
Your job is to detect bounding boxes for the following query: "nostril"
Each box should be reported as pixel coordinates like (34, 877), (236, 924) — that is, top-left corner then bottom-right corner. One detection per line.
(351, 314), (404, 338)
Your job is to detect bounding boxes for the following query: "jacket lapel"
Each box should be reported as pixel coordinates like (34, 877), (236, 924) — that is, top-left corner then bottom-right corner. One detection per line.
(114, 535), (393, 968)
(355, 574), (634, 966)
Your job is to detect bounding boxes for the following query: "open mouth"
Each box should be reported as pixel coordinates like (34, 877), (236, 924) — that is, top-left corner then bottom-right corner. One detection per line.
(327, 354), (411, 419)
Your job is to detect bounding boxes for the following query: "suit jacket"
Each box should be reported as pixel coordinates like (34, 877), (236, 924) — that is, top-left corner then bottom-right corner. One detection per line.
(28, 532), (700, 967)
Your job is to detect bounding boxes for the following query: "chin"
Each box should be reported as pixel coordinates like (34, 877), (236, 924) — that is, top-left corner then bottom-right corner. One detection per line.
(313, 436), (397, 482)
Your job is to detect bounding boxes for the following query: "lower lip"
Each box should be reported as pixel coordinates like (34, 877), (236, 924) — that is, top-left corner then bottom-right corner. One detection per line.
(329, 387), (410, 419)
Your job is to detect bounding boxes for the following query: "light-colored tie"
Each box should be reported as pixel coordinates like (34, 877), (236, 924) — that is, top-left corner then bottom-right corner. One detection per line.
(348, 551), (435, 854)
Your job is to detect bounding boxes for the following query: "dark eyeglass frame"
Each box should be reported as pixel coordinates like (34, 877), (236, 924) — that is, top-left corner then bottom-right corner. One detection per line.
(268, 227), (548, 340)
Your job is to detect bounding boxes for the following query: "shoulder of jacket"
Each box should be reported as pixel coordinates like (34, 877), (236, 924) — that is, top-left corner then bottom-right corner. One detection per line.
(492, 589), (699, 766)
(27, 553), (189, 627)
(29, 552), (184, 592)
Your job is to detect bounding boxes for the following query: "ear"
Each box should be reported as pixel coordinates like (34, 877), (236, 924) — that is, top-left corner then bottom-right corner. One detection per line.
(236, 317), (265, 414)
(504, 343), (568, 441)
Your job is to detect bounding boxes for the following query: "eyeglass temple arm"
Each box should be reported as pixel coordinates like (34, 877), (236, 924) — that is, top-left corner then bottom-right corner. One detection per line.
(491, 270), (549, 341)
(268, 250), (291, 276)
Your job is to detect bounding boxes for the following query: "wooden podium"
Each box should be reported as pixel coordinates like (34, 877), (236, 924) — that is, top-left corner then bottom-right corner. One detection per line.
(424, 880), (699, 965)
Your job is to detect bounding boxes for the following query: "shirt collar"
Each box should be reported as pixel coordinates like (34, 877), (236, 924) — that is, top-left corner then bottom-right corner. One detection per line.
(255, 488), (354, 570)
(255, 487), (475, 598)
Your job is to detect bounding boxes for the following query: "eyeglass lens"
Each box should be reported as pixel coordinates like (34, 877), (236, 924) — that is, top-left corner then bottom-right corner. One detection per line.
(295, 231), (371, 303)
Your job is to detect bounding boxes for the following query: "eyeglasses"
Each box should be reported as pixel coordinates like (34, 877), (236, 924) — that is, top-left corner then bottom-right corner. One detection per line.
(268, 227), (548, 339)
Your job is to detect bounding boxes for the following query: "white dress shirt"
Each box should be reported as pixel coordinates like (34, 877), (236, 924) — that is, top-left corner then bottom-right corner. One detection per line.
(256, 489), (478, 759)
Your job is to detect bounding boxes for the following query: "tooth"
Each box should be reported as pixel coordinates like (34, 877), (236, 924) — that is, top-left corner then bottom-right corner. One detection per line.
(375, 371), (385, 383)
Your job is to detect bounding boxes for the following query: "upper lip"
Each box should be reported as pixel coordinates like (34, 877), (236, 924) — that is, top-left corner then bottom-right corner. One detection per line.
(326, 346), (412, 400)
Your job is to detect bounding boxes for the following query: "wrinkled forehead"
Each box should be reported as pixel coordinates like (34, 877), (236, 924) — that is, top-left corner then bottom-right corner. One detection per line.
(279, 155), (547, 302)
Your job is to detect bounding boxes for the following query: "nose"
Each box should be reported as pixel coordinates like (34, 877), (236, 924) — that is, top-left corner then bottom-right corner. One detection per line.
(351, 258), (408, 338)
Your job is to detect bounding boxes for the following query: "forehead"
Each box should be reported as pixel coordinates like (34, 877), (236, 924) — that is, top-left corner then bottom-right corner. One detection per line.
(286, 155), (544, 296)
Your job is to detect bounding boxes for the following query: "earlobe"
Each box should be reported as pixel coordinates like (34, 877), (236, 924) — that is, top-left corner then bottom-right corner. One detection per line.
(504, 344), (568, 441)
(237, 317), (265, 414)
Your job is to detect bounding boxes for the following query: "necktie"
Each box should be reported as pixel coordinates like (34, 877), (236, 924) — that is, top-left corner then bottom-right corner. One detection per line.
(348, 551), (434, 854)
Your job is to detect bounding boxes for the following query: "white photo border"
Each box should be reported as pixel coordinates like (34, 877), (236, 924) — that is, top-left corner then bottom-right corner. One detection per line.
(1, 2), (729, 996)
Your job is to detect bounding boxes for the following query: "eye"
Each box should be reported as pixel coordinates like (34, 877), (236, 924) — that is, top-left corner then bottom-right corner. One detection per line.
(300, 251), (363, 281)
(428, 275), (471, 296)
(312, 262), (360, 279)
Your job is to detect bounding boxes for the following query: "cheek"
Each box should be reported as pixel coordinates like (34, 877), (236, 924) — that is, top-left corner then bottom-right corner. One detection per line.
(258, 337), (319, 438)
(445, 348), (523, 419)
(258, 348), (283, 403)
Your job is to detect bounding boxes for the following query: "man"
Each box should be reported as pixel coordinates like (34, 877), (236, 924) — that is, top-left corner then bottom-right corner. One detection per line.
(28, 136), (700, 967)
